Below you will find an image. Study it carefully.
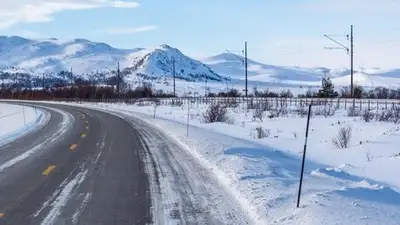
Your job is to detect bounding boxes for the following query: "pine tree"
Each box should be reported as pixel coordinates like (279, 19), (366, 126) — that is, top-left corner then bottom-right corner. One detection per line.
(318, 76), (338, 98)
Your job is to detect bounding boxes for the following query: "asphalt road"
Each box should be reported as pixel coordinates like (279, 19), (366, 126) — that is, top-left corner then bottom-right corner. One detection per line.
(0, 103), (152, 225)
(0, 102), (253, 225)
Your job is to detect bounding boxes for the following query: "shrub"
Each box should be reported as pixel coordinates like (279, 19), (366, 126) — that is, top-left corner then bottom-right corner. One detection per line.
(295, 104), (309, 117)
(170, 100), (183, 107)
(225, 99), (239, 108)
(271, 100), (288, 117)
(203, 103), (229, 123)
(391, 106), (400, 123)
(362, 110), (375, 122)
(254, 127), (270, 139)
(347, 106), (360, 117)
(252, 107), (265, 122)
(332, 126), (352, 149)
(377, 110), (393, 122)
(322, 103), (338, 117)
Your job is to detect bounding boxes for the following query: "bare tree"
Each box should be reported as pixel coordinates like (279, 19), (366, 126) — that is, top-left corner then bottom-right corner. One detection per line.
(332, 126), (352, 149)
(203, 103), (229, 123)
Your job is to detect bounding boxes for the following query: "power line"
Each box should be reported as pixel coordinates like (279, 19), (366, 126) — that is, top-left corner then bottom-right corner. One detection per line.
(324, 25), (354, 99)
(226, 41), (248, 97)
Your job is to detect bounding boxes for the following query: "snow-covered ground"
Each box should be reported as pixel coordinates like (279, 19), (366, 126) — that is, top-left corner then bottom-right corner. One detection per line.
(50, 100), (400, 224)
(0, 103), (47, 146)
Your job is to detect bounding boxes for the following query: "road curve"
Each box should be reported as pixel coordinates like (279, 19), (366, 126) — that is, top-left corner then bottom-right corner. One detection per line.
(0, 103), (151, 225)
(0, 102), (253, 225)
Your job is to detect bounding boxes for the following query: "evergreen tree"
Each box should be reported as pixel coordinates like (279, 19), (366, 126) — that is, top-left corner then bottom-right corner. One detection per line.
(318, 76), (338, 98)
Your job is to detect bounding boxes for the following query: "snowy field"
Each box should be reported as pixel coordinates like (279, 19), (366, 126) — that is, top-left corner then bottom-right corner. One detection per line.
(0, 103), (47, 146)
(45, 100), (400, 224)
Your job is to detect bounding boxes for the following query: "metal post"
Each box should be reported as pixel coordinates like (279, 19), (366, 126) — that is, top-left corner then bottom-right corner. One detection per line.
(350, 25), (354, 99)
(244, 41), (248, 97)
(172, 58), (176, 97)
(186, 101), (190, 137)
(153, 102), (157, 119)
(297, 104), (312, 208)
(22, 105), (26, 127)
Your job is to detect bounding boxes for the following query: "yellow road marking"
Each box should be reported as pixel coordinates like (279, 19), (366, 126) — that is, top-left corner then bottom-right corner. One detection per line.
(69, 144), (78, 151)
(0, 213), (4, 218)
(42, 165), (56, 176)
(85, 126), (89, 130)
(85, 120), (89, 124)
(81, 133), (86, 138)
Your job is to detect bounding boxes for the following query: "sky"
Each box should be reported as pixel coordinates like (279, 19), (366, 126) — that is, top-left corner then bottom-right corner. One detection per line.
(1, 0), (400, 69)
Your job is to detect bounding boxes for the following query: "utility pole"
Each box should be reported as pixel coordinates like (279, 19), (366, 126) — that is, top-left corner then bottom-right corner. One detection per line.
(324, 25), (354, 98)
(116, 61), (120, 98)
(204, 77), (208, 96)
(350, 25), (354, 98)
(227, 42), (248, 97)
(70, 67), (73, 87)
(172, 58), (176, 97)
(244, 41), (248, 97)
(226, 77), (229, 93)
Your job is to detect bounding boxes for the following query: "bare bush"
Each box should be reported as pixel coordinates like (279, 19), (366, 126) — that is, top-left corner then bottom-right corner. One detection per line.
(322, 103), (338, 117)
(365, 151), (373, 162)
(254, 127), (270, 139)
(202, 103), (229, 123)
(294, 104), (308, 117)
(347, 106), (360, 117)
(252, 107), (265, 122)
(170, 100), (183, 107)
(377, 110), (393, 122)
(332, 126), (352, 149)
(257, 100), (272, 112)
(391, 106), (400, 123)
(362, 110), (375, 122)
(225, 99), (239, 108)
(271, 99), (288, 117)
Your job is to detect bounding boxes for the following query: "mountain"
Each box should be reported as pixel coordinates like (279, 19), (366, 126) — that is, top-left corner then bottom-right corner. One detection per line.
(0, 36), (222, 83)
(1, 35), (399, 92)
(122, 44), (223, 82)
(204, 53), (400, 87)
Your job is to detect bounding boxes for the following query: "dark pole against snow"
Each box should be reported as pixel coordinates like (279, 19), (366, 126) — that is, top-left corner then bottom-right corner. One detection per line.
(172, 58), (176, 97)
(186, 101), (190, 137)
(296, 104), (312, 208)
(244, 41), (248, 97)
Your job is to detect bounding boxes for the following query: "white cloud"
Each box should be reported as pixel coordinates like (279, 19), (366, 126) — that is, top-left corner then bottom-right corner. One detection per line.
(103, 25), (157, 35)
(0, 0), (139, 29)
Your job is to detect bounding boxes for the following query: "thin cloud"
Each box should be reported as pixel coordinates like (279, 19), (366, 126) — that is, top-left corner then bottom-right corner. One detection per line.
(103, 26), (158, 35)
(0, 0), (139, 29)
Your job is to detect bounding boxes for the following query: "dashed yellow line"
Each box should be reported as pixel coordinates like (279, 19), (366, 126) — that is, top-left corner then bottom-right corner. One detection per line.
(42, 165), (56, 176)
(81, 133), (86, 138)
(69, 144), (78, 151)
(85, 126), (89, 130)
(0, 213), (4, 218)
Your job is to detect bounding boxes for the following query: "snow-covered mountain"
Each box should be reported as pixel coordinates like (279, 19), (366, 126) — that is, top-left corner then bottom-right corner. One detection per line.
(204, 53), (400, 87)
(0, 35), (399, 90)
(0, 36), (223, 82)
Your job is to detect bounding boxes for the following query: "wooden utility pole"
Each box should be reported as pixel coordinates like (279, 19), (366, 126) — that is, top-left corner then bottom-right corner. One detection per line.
(172, 58), (176, 97)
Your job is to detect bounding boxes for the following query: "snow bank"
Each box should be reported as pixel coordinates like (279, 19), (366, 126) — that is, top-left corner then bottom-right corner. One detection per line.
(0, 103), (48, 146)
(54, 101), (400, 224)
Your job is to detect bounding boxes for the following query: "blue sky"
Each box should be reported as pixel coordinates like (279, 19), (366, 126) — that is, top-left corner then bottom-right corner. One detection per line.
(1, 0), (400, 69)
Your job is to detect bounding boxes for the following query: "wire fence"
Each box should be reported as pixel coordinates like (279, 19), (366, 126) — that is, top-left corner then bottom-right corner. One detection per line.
(54, 97), (400, 111)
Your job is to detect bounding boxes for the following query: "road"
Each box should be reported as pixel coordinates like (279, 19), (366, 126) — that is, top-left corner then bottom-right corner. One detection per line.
(0, 102), (253, 225)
